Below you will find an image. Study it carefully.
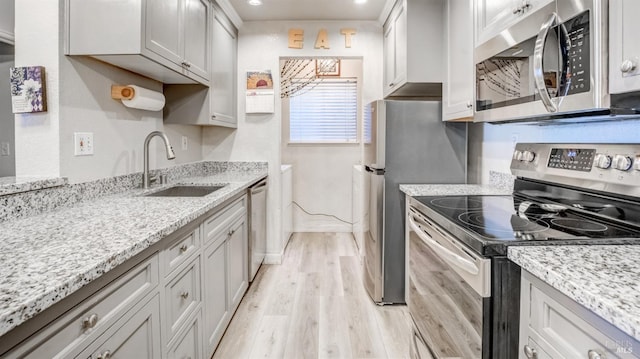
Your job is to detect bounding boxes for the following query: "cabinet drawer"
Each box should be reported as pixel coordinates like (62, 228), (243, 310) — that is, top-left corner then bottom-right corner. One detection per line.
(165, 257), (201, 341)
(77, 294), (161, 359)
(203, 196), (246, 245)
(7, 254), (159, 359)
(163, 228), (200, 278)
(168, 309), (202, 359)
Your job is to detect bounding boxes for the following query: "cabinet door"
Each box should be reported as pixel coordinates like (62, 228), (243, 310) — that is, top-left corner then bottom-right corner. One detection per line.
(392, 1), (407, 87)
(210, 8), (238, 126)
(79, 295), (161, 359)
(383, 22), (396, 92)
(610, 0), (640, 93)
(475, 0), (553, 46)
(443, 0), (473, 121)
(145, 0), (183, 65)
(203, 237), (229, 356)
(0, 0), (14, 44)
(227, 216), (248, 312)
(183, 0), (210, 80)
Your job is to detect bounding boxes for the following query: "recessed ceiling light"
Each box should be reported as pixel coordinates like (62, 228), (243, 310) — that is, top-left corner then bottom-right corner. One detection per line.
(248, 0), (262, 5)
(354, 0), (367, 4)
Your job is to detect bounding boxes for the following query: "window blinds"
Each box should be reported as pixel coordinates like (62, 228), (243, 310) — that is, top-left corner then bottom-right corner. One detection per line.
(289, 79), (358, 143)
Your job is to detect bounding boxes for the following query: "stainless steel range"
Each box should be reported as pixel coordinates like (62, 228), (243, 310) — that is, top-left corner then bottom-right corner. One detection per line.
(407, 143), (640, 359)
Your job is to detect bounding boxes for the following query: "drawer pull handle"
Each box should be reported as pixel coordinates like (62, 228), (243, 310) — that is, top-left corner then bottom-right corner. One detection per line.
(179, 243), (188, 253)
(588, 350), (603, 359)
(97, 350), (112, 359)
(180, 291), (190, 299)
(81, 313), (99, 330)
(228, 228), (235, 236)
(523, 345), (537, 359)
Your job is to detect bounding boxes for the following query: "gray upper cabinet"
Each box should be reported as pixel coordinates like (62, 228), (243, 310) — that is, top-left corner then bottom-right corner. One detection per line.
(0, 0), (14, 45)
(210, 5), (238, 126)
(609, 0), (640, 94)
(164, 4), (238, 127)
(474, 0), (553, 47)
(443, 0), (474, 121)
(66, 0), (210, 85)
(382, 0), (444, 99)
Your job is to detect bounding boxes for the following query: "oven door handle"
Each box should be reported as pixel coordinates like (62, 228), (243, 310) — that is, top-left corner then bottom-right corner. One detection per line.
(533, 12), (559, 113)
(408, 215), (480, 276)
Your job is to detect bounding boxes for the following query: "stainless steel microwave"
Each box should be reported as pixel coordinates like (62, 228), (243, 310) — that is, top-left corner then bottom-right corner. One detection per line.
(474, 0), (634, 123)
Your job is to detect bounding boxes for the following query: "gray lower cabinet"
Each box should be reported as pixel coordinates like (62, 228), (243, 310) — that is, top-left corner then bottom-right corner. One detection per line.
(3, 192), (250, 358)
(519, 270), (640, 359)
(202, 195), (248, 356)
(78, 294), (162, 359)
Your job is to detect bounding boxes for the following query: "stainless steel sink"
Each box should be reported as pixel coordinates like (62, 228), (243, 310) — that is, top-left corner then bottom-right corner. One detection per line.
(144, 185), (225, 197)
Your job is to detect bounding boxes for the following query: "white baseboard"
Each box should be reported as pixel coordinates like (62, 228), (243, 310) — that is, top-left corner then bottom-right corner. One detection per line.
(264, 252), (283, 264)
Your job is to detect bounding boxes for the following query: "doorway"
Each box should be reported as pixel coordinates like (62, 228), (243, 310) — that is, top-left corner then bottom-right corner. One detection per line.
(280, 57), (363, 232)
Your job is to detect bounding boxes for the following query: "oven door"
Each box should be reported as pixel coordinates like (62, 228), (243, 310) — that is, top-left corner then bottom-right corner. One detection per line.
(474, 0), (604, 123)
(407, 206), (491, 359)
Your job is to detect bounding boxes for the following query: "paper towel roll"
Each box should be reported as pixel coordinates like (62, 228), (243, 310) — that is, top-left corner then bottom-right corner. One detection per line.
(112, 85), (165, 111)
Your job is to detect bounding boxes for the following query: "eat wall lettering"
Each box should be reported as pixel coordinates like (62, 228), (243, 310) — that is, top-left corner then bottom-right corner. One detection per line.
(288, 28), (357, 49)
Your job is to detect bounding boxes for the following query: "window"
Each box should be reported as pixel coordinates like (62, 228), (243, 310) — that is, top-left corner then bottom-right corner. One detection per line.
(289, 78), (358, 143)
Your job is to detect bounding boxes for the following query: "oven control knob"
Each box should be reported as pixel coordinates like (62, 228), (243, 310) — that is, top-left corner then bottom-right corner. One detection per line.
(594, 153), (612, 169)
(522, 151), (536, 162)
(613, 155), (633, 171)
(513, 150), (523, 161)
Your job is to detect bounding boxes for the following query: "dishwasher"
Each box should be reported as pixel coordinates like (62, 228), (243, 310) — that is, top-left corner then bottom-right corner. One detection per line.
(249, 179), (268, 282)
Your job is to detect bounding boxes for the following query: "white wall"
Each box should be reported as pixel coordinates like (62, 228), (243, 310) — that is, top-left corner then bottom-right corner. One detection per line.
(0, 51), (15, 176)
(14, 0), (202, 183)
(468, 119), (640, 184)
(202, 21), (383, 261)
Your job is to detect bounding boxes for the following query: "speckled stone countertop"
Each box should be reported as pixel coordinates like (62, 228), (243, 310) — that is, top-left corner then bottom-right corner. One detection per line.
(509, 245), (640, 342)
(399, 184), (512, 197)
(0, 177), (68, 196)
(0, 168), (267, 337)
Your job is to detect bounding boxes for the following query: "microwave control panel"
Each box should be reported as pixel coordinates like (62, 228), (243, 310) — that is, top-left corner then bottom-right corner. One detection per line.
(563, 11), (590, 96)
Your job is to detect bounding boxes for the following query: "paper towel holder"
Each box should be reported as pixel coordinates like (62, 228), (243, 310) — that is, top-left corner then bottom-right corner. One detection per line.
(110, 84), (165, 111)
(111, 85), (135, 100)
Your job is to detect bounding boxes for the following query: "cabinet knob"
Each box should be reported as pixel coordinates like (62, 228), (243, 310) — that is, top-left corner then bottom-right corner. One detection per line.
(588, 350), (603, 359)
(180, 291), (190, 299)
(81, 313), (99, 330)
(97, 350), (112, 359)
(466, 101), (473, 109)
(228, 228), (235, 236)
(621, 59), (636, 74)
(523, 344), (538, 359)
(179, 243), (188, 253)
(513, 6), (523, 14)
(211, 115), (217, 119)
(388, 83), (395, 87)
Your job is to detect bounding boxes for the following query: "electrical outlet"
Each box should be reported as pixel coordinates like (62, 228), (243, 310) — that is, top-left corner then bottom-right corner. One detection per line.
(0, 142), (9, 157)
(74, 132), (94, 156)
(181, 136), (188, 151)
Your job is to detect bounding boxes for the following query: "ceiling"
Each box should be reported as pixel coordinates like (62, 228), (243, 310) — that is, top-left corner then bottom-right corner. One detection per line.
(227, 0), (389, 22)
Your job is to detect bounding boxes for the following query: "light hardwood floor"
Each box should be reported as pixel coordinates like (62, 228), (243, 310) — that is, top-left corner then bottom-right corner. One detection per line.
(213, 232), (412, 359)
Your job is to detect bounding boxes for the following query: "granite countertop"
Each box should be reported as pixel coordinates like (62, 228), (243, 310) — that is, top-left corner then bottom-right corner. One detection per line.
(0, 168), (267, 337)
(0, 177), (68, 196)
(399, 184), (512, 197)
(509, 245), (640, 342)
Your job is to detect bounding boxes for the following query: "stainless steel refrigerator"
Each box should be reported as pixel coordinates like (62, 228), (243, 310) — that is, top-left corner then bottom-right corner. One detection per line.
(363, 100), (467, 304)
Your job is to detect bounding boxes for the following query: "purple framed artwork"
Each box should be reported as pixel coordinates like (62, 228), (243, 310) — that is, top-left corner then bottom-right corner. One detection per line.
(10, 66), (47, 113)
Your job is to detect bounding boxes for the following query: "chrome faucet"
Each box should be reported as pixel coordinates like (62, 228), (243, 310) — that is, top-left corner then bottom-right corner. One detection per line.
(143, 131), (176, 189)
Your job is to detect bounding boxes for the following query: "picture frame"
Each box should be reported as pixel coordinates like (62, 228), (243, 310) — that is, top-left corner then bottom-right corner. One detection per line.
(316, 59), (340, 77)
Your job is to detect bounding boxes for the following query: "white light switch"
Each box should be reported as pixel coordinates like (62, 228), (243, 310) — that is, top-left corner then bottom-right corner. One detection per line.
(74, 132), (94, 156)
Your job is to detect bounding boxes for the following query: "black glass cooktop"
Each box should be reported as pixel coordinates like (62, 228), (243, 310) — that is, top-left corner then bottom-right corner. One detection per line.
(412, 195), (640, 255)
